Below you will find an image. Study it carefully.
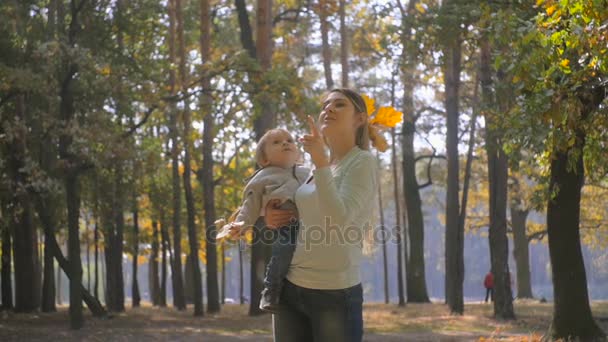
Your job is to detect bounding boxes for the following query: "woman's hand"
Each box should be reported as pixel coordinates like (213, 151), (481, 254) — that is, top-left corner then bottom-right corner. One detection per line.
(299, 115), (329, 169)
(265, 199), (297, 229)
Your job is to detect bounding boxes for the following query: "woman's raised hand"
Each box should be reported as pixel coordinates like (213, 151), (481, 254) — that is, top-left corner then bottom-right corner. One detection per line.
(299, 115), (329, 169)
(264, 199), (297, 229)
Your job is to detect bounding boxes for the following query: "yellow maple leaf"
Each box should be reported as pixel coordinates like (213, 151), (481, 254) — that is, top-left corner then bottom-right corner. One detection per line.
(415, 3), (426, 14)
(361, 94), (376, 116)
(370, 106), (403, 128)
(100, 65), (111, 76)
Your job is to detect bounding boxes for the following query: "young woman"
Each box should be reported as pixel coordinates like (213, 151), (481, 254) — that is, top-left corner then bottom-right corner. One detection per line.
(265, 88), (381, 342)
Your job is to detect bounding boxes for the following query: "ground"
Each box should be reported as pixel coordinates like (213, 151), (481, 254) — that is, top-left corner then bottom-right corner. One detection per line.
(1, 300), (607, 341)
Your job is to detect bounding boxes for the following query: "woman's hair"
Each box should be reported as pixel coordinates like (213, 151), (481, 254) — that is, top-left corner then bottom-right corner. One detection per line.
(322, 88), (370, 151)
(254, 128), (293, 166)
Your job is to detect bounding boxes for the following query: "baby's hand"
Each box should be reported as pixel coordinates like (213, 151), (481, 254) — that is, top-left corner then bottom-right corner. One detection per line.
(217, 221), (245, 240)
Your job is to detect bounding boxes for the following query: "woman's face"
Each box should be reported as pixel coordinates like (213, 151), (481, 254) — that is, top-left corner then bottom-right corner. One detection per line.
(319, 91), (363, 140)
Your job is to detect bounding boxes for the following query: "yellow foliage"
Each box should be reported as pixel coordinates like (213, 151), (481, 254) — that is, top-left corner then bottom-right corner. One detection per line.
(546, 4), (557, 16)
(370, 106), (404, 128)
(100, 65), (111, 76)
(415, 3), (426, 14)
(361, 94), (375, 115)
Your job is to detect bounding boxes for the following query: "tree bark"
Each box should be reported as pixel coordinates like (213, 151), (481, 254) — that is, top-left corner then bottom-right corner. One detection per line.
(150, 220), (160, 305)
(199, 0), (219, 315)
(442, 8), (464, 313)
(221, 242), (226, 304)
(1, 211), (12, 310)
(545, 86), (606, 339)
(41, 201), (57, 312)
(376, 153), (389, 304)
(131, 196), (141, 308)
(33, 191), (108, 318)
(167, 0), (186, 311)
(397, 0), (429, 304)
(338, 0), (348, 87)
(547, 147), (605, 339)
(160, 207), (169, 307)
(391, 128), (406, 306)
(249, 0), (276, 316)
(510, 206), (533, 299)
(319, 0), (333, 89)
(175, 0), (204, 316)
(9, 95), (39, 313)
(94, 212), (99, 300)
(480, 35), (515, 320)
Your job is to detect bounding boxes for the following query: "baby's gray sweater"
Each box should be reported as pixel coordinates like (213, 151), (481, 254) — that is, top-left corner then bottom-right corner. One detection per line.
(235, 165), (310, 228)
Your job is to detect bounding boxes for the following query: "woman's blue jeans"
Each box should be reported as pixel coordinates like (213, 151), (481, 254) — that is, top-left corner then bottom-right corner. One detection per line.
(272, 279), (363, 342)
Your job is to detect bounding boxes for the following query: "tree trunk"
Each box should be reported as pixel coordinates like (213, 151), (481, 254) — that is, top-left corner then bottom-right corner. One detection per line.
(86, 222), (91, 293)
(33, 191), (108, 319)
(402, 120), (430, 304)
(398, 0), (429, 304)
(175, 0), (204, 316)
(150, 220), (160, 305)
(167, 0), (186, 311)
(57, 258), (62, 305)
(9, 95), (38, 313)
(110, 165), (126, 312)
(239, 241), (244, 305)
(221, 242), (226, 304)
(247, 0), (276, 316)
(391, 128), (406, 306)
(1, 217), (12, 310)
(131, 196), (141, 308)
(160, 207), (169, 307)
(94, 213), (99, 300)
(376, 153), (389, 304)
(41, 205), (57, 312)
(442, 12), (464, 314)
(199, 0), (219, 315)
(65, 173), (84, 327)
(480, 35), (515, 320)
(338, 0), (348, 87)
(511, 207), (533, 299)
(546, 115), (605, 339)
(319, 0), (333, 89)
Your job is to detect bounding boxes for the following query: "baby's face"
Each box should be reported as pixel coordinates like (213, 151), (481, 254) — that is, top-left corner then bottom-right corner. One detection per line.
(262, 131), (299, 168)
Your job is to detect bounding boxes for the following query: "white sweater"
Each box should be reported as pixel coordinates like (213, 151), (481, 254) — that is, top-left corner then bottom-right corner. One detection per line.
(286, 146), (378, 290)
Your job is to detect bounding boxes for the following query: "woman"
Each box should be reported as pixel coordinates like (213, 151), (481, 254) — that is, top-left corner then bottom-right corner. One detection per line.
(265, 88), (380, 342)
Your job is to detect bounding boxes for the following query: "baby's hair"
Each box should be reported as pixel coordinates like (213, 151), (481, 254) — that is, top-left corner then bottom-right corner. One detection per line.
(255, 128), (294, 166)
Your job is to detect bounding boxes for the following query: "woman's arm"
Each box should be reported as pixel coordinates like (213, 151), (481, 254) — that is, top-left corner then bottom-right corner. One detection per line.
(314, 152), (377, 228)
(264, 199), (298, 229)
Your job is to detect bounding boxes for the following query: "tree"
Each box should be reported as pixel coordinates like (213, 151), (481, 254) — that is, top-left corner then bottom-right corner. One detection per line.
(199, 0), (220, 314)
(397, 0), (431, 304)
(441, 0), (464, 314)
(480, 25), (515, 319)
(318, 0), (334, 89)
(500, 1), (607, 338)
(167, 0), (186, 311)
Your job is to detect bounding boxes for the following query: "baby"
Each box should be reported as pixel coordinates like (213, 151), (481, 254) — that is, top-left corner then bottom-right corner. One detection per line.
(217, 128), (309, 312)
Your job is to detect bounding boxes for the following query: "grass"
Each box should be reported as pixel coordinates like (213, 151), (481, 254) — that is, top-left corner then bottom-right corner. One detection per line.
(0, 300), (606, 341)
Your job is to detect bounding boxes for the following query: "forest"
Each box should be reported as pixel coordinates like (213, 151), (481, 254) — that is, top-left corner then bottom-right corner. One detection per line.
(1, 0), (607, 341)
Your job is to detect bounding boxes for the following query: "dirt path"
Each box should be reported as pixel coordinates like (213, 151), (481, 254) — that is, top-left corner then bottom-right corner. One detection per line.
(1, 301), (606, 341)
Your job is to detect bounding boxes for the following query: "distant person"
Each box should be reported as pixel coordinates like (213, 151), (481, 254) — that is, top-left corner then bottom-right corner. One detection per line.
(484, 271), (494, 303)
